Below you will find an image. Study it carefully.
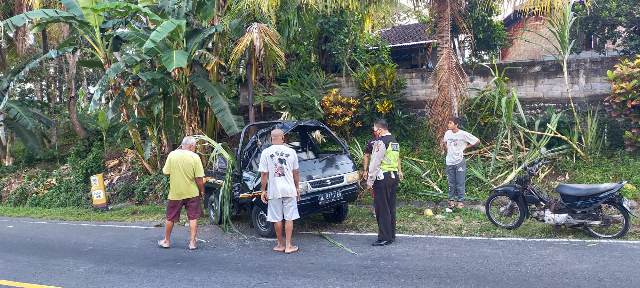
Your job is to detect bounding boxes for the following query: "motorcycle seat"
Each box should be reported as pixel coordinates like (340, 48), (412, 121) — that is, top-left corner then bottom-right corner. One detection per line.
(556, 183), (620, 197)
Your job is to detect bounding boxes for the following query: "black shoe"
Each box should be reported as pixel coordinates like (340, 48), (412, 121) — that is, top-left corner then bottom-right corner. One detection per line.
(372, 240), (391, 246)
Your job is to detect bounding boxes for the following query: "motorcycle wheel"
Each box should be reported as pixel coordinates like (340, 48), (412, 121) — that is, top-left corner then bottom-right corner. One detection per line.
(485, 192), (526, 230)
(584, 203), (630, 239)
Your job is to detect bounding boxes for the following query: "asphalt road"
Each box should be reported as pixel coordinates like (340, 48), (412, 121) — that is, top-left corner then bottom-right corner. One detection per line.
(1, 217), (639, 288)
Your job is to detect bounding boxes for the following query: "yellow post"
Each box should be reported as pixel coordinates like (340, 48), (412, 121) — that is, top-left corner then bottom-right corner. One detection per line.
(90, 173), (108, 209)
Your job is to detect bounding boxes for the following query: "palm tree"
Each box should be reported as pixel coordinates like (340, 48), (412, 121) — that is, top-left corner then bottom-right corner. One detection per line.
(229, 22), (285, 123)
(420, 0), (584, 139)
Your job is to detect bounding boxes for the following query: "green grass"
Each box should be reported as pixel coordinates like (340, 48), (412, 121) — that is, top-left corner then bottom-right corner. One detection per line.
(0, 205), (166, 223)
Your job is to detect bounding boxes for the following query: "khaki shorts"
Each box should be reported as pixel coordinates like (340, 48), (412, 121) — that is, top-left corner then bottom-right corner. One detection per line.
(267, 197), (300, 222)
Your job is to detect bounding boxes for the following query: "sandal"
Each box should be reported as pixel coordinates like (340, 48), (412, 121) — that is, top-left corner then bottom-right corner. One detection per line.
(157, 240), (170, 249)
(285, 246), (299, 254)
(188, 242), (198, 250)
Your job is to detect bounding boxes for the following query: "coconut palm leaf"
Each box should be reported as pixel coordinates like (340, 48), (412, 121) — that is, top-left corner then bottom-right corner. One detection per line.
(229, 22), (285, 70)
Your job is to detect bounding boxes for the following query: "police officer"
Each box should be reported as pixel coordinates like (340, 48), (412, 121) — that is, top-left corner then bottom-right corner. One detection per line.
(366, 119), (403, 246)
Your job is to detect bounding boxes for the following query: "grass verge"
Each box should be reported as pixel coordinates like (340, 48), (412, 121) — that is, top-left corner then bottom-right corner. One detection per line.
(0, 205), (166, 223)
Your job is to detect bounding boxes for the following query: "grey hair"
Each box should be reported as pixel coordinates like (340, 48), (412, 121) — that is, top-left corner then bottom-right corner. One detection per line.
(181, 136), (197, 147)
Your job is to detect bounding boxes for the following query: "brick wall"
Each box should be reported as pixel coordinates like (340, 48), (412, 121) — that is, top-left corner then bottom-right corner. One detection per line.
(336, 56), (619, 114)
(501, 16), (555, 62)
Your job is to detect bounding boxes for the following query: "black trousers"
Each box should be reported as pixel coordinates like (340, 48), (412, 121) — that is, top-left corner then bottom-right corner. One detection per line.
(373, 171), (398, 242)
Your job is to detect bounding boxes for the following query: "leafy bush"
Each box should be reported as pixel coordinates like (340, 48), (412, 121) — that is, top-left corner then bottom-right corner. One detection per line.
(5, 170), (47, 207)
(605, 55), (640, 152)
(133, 173), (169, 204)
(354, 64), (407, 126)
(23, 142), (105, 208)
(321, 89), (362, 137)
(266, 70), (332, 120)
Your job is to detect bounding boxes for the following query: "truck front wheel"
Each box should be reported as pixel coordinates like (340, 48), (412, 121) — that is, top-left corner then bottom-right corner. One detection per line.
(251, 205), (275, 238)
(323, 203), (349, 223)
(207, 190), (222, 225)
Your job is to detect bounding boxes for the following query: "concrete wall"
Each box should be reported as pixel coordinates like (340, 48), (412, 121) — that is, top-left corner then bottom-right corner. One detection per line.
(336, 56), (619, 113)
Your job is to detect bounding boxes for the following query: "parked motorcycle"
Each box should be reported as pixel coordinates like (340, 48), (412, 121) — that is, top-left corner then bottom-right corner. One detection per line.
(485, 157), (636, 239)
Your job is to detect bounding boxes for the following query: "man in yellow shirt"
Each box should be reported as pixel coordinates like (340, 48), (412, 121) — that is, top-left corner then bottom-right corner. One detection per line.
(158, 136), (205, 250)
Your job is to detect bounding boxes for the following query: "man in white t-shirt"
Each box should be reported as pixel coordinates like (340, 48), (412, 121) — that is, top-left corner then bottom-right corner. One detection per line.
(442, 118), (480, 210)
(259, 129), (301, 254)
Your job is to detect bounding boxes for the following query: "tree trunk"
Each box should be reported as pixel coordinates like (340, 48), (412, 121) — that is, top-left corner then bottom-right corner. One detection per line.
(246, 57), (255, 123)
(435, 0), (454, 114)
(66, 52), (88, 139)
(37, 29), (48, 102)
(41, 28), (49, 52)
(13, 0), (30, 56)
(429, 0), (468, 140)
(0, 114), (6, 165)
(56, 58), (65, 103)
(0, 42), (6, 71)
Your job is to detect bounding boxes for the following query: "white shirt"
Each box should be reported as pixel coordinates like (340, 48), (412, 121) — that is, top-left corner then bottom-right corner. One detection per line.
(443, 130), (479, 166)
(258, 144), (299, 199)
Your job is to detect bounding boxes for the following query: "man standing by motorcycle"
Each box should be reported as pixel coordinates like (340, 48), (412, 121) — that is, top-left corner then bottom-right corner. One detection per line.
(367, 119), (403, 246)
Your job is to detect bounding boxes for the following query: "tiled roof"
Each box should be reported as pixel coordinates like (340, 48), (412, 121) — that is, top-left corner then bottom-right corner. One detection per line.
(378, 23), (433, 47)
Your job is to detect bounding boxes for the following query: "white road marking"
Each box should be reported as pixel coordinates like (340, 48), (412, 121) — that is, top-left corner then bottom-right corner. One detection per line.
(301, 231), (640, 244)
(2, 218), (639, 244)
(0, 219), (153, 229)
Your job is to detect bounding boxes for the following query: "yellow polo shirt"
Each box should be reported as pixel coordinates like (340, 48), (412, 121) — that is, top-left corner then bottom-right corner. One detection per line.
(162, 150), (205, 200)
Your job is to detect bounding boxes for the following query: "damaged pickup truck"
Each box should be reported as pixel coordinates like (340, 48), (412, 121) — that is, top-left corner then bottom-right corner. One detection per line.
(205, 120), (361, 237)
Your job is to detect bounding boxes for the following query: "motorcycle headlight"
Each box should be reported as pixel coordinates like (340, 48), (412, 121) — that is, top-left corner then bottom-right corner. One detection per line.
(345, 171), (361, 184)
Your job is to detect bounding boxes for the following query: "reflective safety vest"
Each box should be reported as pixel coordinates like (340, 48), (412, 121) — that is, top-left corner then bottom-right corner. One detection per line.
(379, 136), (399, 172)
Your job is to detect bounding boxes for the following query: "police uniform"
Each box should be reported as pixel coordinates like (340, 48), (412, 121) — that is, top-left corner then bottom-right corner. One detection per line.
(367, 133), (400, 243)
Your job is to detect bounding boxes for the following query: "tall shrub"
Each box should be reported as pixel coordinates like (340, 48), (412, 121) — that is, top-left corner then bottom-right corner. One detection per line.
(354, 64), (406, 126)
(605, 55), (640, 152)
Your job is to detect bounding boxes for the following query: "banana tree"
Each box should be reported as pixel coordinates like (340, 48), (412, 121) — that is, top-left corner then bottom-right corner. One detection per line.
(89, 1), (243, 144)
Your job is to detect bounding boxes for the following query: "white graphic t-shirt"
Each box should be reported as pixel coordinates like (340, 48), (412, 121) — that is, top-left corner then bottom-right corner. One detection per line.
(443, 130), (479, 166)
(258, 144), (299, 199)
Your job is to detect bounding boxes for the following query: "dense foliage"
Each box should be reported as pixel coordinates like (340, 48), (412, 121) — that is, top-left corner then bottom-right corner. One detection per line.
(605, 55), (640, 152)
(573, 0), (640, 56)
(354, 64), (407, 126)
(453, 0), (508, 61)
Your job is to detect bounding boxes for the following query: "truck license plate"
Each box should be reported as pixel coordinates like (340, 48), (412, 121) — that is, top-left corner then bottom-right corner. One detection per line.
(319, 191), (343, 205)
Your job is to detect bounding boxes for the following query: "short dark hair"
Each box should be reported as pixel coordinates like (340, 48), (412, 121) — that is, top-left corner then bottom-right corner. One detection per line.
(374, 119), (389, 130)
(449, 117), (461, 126)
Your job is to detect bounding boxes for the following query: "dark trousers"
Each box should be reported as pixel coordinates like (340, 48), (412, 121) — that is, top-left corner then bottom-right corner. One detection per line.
(446, 160), (466, 201)
(373, 171), (398, 242)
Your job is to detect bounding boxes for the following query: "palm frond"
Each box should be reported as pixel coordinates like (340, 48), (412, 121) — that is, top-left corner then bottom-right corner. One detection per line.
(229, 23), (285, 70)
